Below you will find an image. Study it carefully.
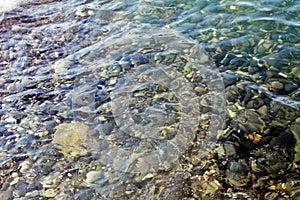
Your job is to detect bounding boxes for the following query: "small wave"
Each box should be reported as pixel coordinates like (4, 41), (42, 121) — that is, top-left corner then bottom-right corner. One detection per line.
(233, 16), (300, 27)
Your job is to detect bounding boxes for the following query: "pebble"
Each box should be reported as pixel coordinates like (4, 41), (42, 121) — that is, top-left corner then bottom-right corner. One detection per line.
(85, 170), (103, 186)
(270, 80), (284, 90)
(107, 77), (118, 85)
(53, 60), (70, 74)
(202, 180), (220, 196)
(291, 67), (300, 79)
(0, 189), (12, 200)
(194, 85), (207, 95)
(53, 122), (89, 156)
(41, 188), (59, 198)
(19, 160), (32, 174)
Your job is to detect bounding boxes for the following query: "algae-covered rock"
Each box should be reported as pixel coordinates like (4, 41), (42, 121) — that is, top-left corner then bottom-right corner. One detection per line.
(53, 122), (89, 156)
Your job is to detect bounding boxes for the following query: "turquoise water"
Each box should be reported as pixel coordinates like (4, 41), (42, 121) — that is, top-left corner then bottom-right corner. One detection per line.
(0, 0), (300, 199)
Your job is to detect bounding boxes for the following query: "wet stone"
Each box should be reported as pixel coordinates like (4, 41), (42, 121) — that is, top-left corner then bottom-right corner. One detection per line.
(53, 122), (89, 156)
(291, 118), (300, 163)
(226, 159), (250, 187)
(237, 109), (265, 133)
(270, 80), (284, 90)
(13, 181), (29, 197)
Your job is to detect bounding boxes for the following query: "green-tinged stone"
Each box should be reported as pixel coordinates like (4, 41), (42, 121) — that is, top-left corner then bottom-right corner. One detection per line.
(291, 67), (300, 79)
(106, 64), (122, 77)
(53, 122), (89, 156)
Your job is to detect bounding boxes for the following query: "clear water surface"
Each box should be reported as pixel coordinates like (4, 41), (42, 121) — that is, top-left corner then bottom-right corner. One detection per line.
(0, 0), (300, 199)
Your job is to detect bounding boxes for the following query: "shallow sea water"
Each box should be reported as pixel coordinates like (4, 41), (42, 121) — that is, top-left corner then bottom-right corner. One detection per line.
(0, 0), (300, 199)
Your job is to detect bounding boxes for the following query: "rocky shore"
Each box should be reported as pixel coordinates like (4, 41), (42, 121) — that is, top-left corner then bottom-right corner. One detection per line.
(0, 0), (299, 199)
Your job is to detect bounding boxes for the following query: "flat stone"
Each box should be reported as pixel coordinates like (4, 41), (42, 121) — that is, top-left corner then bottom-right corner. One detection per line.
(53, 122), (89, 156)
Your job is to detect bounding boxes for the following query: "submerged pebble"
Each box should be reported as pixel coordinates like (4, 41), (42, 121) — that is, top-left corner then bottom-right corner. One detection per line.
(53, 122), (89, 156)
(291, 118), (300, 163)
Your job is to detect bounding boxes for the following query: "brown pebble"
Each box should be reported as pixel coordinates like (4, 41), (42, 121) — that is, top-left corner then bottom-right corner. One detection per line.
(63, 50), (68, 57)
(248, 133), (262, 143)
(268, 185), (276, 190)
(227, 188), (233, 193)
(33, 59), (43, 65)
(270, 81), (283, 89)
(268, 180), (275, 185)
(194, 86), (207, 95)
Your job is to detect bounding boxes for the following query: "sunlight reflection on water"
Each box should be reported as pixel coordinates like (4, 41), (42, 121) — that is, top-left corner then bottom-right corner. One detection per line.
(0, 0), (20, 13)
